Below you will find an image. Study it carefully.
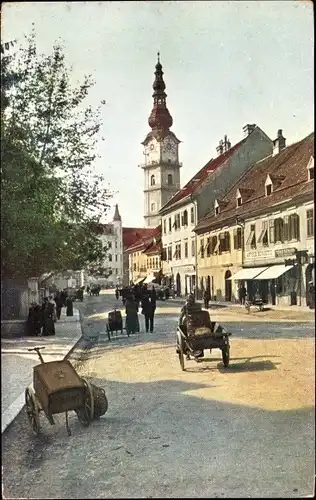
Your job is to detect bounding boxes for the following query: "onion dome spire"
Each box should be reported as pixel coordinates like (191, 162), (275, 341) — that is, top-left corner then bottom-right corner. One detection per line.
(148, 52), (173, 131)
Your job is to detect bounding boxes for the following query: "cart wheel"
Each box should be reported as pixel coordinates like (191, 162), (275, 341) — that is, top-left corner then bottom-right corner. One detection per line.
(106, 324), (111, 341)
(76, 379), (94, 427)
(25, 388), (40, 435)
(222, 346), (230, 367)
(176, 332), (185, 371)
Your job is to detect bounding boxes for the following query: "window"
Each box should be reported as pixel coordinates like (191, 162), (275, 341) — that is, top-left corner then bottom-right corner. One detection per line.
(161, 247), (167, 261)
(168, 174), (173, 185)
(174, 243), (181, 260)
(266, 184), (272, 196)
(215, 206), (219, 215)
(307, 209), (314, 237)
(257, 221), (268, 246)
(163, 220), (166, 234)
(173, 213), (181, 230)
(206, 237), (211, 257)
(108, 242), (112, 249)
(289, 213), (300, 240)
(219, 232), (230, 253)
(269, 219), (275, 244)
(246, 224), (256, 248)
(200, 239), (205, 258)
(168, 218), (172, 232)
(115, 241), (117, 249)
(210, 236), (218, 254)
(237, 196), (242, 207)
(150, 175), (155, 186)
(190, 207), (195, 224)
(167, 245), (172, 261)
(283, 216), (289, 241)
(274, 218), (284, 243)
(213, 238), (220, 254)
(184, 240), (188, 258)
(115, 255), (118, 262)
(108, 254), (112, 262)
(182, 210), (188, 226)
(191, 239), (195, 257)
(151, 203), (155, 212)
(307, 156), (314, 181)
(233, 228), (242, 249)
(133, 263), (136, 271)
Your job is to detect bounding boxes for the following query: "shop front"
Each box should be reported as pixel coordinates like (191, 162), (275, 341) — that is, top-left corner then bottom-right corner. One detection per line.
(234, 247), (312, 307)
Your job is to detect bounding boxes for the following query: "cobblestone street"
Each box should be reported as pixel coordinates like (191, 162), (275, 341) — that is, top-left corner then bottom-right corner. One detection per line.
(2, 293), (315, 499)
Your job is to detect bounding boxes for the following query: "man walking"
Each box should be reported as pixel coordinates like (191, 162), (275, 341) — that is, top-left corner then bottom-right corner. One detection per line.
(141, 285), (155, 333)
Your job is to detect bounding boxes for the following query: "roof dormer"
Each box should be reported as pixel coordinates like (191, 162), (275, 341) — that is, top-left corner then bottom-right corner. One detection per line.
(307, 155), (314, 181)
(215, 198), (228, 215)
(265, 173), (285, 196)
(236, 189), (242, 207)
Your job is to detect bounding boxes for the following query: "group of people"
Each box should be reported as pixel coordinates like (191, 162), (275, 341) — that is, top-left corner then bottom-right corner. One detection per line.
(26, 289), (73, 336)
(115, 283), (157, 335)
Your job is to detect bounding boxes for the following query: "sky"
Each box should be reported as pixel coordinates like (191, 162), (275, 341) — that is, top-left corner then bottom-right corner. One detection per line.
(2, 1), (314, 227)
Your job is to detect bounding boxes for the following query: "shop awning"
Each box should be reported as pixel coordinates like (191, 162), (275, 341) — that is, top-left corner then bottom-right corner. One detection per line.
(228, 267), (269, 281)
(143, 273), (157, 284)
(134, 277), (146, 284)
(254, 264), (294, 280)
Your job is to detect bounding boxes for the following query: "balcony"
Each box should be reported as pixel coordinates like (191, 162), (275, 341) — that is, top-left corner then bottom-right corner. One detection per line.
(138, 161), (183, 169)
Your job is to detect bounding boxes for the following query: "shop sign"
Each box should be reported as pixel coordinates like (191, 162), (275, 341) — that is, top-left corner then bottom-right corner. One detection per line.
(275, 248), (296, 258)
(245, 249), (274, 260)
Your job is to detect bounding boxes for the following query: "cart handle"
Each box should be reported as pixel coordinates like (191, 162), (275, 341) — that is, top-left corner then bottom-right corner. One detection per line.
(28, 346), (46, 364)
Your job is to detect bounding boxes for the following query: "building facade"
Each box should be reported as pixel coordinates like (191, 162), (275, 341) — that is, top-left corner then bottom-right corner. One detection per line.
(194, 131), (314, 307)
(90, 204), (124, 286)
(141, 54), (182, 228)
(160, 124), (273, 297)
(127, 227), (161, 284)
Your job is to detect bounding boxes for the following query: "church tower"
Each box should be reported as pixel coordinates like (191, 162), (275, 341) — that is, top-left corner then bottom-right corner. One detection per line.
(141, 53), (181, 227)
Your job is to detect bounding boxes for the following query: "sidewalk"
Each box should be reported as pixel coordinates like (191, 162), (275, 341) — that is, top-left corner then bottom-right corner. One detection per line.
(166, 297), (313, 313)
(1, 308), (82, 434)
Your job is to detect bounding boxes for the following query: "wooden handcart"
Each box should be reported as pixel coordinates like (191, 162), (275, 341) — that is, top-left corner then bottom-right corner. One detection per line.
(176, 310), (231, 371)
(25, 347), (108, 436)
(106, 310), (126, 340)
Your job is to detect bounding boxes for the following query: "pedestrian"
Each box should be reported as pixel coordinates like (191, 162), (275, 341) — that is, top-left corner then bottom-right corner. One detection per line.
(55, 292), (64, 320)
(239, 284), (247, 305)
(49, 295), (57, 322)
(125, 292), (139, 335)
(115, 286), (120, 300)
(41, 297), (55, 336)
(141, 285), (155, 333)
(203, 289), (210, 309)
(65, 296), (73, 316)
(60, 289), (68, 307)
(26, 302), (41, 336)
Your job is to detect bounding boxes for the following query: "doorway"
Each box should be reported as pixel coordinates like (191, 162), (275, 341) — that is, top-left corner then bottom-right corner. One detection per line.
(224, 270), (232, 302)
(176, 273), (181, 296)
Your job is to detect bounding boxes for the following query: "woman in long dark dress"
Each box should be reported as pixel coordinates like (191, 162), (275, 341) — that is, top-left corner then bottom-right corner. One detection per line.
(125, 293), (139, 335)
(41, 298), (55, 336)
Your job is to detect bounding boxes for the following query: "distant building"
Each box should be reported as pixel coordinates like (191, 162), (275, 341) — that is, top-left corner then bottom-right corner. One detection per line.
(88, 204), (123, 286)
(126, 227), (162, 285)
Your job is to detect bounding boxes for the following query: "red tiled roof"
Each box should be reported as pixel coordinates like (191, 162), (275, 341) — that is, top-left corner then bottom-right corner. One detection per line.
(125, 226), (161, 253)
(194, 132), (314, 233)
(123, 227), (155, 250)
(160, 137), (247, 212)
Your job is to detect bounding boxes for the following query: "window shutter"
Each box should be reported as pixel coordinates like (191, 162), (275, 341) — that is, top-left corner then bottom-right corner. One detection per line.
(269, 220), (275, 243)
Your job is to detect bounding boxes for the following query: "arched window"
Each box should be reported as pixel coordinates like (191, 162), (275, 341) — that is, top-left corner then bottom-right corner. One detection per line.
(167, 174), (173, 185)
(150, 175), (156, 186)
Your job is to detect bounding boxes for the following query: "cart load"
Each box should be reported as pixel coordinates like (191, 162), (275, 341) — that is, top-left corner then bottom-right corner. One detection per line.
(106, 309), (125, 339)
(177, 309), (231, 371)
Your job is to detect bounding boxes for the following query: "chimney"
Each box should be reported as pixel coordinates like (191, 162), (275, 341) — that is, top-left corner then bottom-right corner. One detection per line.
(242, 124), (256, 137)
(216, 139), (224, 156)
(272, 129), (286, 156)
(223, 135), (231, 152)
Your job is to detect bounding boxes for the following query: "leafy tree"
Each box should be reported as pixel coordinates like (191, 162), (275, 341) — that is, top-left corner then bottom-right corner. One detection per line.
(1, 31), (112, 280)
